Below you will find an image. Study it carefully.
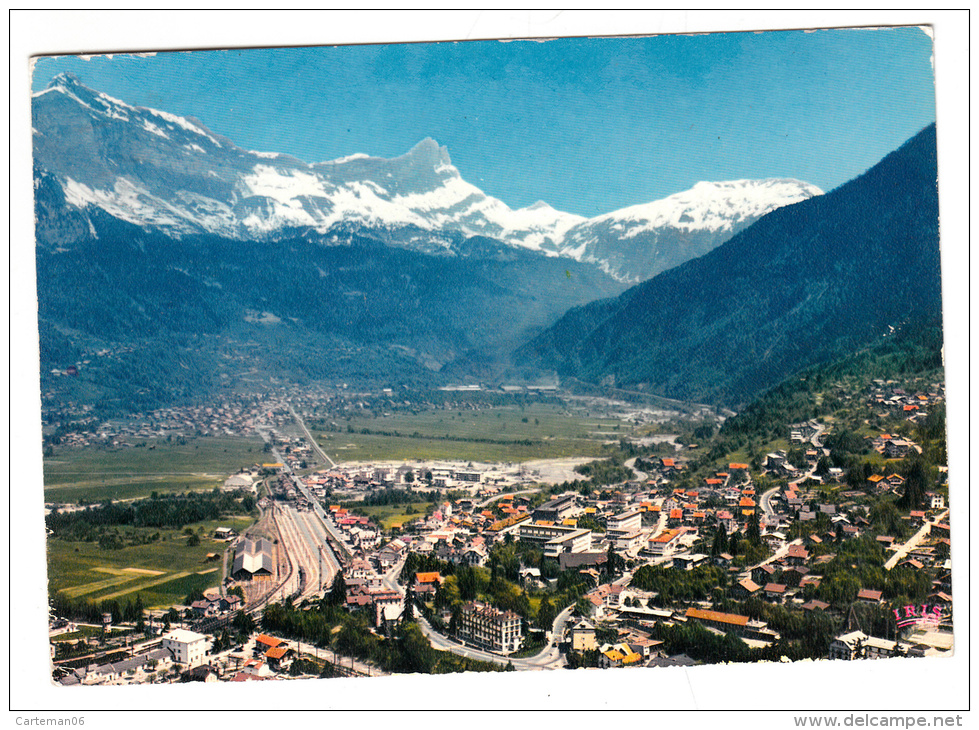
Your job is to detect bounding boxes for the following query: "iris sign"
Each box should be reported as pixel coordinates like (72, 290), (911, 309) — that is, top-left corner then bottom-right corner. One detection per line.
(892, 603), (944, 629)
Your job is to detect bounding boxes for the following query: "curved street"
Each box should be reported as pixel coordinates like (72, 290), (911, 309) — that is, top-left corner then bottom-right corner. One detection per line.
(415, 604), (574, 671)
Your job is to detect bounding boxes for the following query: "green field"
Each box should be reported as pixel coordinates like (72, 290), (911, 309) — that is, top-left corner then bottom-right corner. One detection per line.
(46, 515), (254, 609)
(43, 436), (265, 503)
(351, 502), (434, 530)
(316, 404), (628, 463)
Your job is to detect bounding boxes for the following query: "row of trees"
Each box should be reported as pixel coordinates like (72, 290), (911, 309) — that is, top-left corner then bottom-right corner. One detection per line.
(47, 490), (254, 540)
(260, 597), (500, 675)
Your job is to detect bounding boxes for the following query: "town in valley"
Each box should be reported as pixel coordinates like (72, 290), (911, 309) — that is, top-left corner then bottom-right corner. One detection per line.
(28, 23), (952, 696)
(46, 369), (952, 684)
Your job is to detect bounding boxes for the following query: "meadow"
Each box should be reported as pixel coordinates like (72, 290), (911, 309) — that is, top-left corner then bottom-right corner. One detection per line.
(43, 435), (265, 503)
(46, 515), (254, 609)
(349, 502), (435, 531)
(316, 404), (630, 464)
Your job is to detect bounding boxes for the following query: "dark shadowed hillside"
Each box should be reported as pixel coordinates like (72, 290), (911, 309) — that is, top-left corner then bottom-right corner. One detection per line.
(515, 125), (942, 406)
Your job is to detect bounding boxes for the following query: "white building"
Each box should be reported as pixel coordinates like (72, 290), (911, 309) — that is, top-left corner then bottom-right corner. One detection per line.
(646, 528), (684, 557)
(607, 510), (642, 535)
(458, 601), (523, 655)
(828, 630), (914, 660)
(162, 629), (210, 668)
(544, 529), (593, 558)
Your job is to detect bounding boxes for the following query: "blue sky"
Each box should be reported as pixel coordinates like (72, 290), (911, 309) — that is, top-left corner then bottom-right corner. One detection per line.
(31, 27), (935, 217)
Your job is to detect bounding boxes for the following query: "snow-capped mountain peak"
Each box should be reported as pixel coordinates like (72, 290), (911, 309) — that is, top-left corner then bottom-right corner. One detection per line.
(33, 75), (822, 282)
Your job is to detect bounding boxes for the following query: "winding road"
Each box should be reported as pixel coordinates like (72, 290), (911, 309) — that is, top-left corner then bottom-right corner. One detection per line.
(416, 604), (575, 670)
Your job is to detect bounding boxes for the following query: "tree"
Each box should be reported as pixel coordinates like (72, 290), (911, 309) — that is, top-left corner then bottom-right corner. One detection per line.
(746, 512), (761, 546)
(186, 533), (201, 547)
(728, 530), (742, 556)
(605, 545), (625, 578)
(449, 605), (462, 635)
(456, 566), (479, 601)
(232, 609), (254, 636)
(537, 596), (556, 631)
(326, 572), (347, 607)
(711, 525), (729, 556)
(898, 456), (928, 510)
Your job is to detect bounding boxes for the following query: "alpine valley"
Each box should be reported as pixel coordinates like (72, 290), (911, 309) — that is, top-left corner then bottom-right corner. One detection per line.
(33, 73), (939, 414)
(33, 73), (825, 413)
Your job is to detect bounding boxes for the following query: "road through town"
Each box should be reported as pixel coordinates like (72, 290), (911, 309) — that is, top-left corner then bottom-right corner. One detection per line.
(415, 604), (574, 670)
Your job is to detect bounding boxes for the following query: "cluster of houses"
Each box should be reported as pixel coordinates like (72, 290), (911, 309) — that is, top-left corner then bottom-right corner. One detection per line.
(57, 626), (307, 685)
(866, 381), (944, 423)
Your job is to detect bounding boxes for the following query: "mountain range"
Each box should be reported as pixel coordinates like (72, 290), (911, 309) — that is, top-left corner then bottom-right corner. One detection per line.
(33, 72), (820, 283)
(32, 73), (940, 412)
(515, 124), (943, 406)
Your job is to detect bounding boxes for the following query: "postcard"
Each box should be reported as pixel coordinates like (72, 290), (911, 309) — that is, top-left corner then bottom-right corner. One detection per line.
(13, 10), (968, 718)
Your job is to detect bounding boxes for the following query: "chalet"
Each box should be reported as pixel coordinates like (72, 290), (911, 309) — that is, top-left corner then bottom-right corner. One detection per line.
(764, 452), (787, 471)
(883, 439), (915, 459)
(347, 558), (375, 580)
(413, 571), (443, 597)
(254, 634), (286, 657)
(376, 539), (408, 569)
(781, 566), (809, 587)
(658, 457), (683, 476)
(716, 511), (736, 534)
(263, 644), (294, 672)
(732, 578), (762, 600)
(713, 552), (734, 569)
(751, 564), (777, 585)
(802, 600), (830, 613)
(672, 553), (708, 571)
(866, 474), (887, 492)
(764, 583), (787, 603)
(459, 545), (488, 567)
(785, 544), (810, 566)
(857, 589), (883, 606)
(800, 575), (823, 592)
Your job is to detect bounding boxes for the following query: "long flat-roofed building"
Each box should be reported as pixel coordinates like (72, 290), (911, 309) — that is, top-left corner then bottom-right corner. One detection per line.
(607, 510), (642, 535)
(543, 528), (592, 558)
(519, 522), (592, 557)
(232, 537), (275, 581)
(532, 495), (577, 523)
